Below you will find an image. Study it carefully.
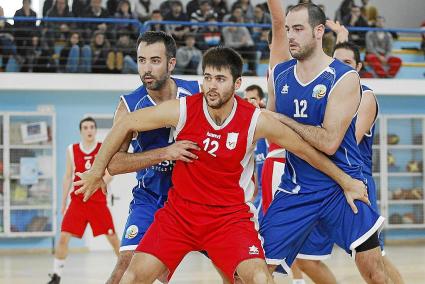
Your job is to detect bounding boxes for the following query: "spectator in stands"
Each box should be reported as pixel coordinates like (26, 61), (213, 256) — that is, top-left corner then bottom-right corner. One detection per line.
(131, 0), (152, 22)
(82, 0), (110, 43)
(223, 16), (257, 75)
(211, 0), (228, 21)
(149, 9), (168, 32)
(255, 29), (270, 60)
(89, 30), (111, 73)
(14, 0), (37, 57)
(231, 0), (254, 23)
(163, 1), (190, 45)
(252, 4), (271, 36)
(42, 0), (54, 17)
(365, 16), (402, 78)
(361, 0), (378, 26)
(159, 0), (175, 17)
(223, 4), (244, 23)
(175, 34), (202, 75)
(44, 0), (73, 49)
(191, 0), (218, 28)
(186, 0), (200, 19)
(107, 0), (120, 16)
(58, 31), (91, 73)
(342, 4), (368, 47)
(335, 0), (353, 23)
(114, 0), (137, 36)
(196, 14), (222, 52)
(421, 21), (425, 60)
(319, 4), (337, 56)
(72, 0), (90, 16)
(0, 6), (23, 71)
(115, 31), (137, 73)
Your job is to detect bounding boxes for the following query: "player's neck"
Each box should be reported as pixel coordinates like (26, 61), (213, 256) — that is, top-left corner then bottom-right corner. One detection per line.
(296, 49), (333, 83)
(207, 96), (235, 126)
(148, 78), (177, 104)
(81, 140), (97, 151)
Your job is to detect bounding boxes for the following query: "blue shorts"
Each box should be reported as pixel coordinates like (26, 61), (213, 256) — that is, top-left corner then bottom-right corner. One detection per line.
(260, 185), (384, 274)
(120, 188), (167, 251)
(297, 175), (384, 260)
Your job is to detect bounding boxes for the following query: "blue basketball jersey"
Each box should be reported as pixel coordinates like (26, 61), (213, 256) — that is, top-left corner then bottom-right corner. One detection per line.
(255, 138), (268, 190)
(273, 59), (364, 193)
(120, 78), (200, 198)
(358, 85), (379, 176)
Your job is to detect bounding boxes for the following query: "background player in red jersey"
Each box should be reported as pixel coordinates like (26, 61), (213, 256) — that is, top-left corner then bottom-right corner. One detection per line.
(75, 47), (368, 284)
(47, 117), (119, 284)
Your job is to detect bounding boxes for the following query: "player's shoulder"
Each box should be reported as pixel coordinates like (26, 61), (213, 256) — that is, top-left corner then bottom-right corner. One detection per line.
(273, 59), (297, 75)
(173, 77), (201, 95)
(331, 59), (358, 77)
(121, 85), (148, 112)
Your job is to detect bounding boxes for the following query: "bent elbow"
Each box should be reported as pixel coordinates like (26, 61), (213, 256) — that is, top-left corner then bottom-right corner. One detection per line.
(106, 155), (120, 176)
(323, 144), (338, 156)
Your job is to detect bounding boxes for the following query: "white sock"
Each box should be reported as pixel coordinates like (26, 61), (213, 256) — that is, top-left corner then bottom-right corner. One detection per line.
(53, 258), (65, 276)
(293, 280), (306, 284)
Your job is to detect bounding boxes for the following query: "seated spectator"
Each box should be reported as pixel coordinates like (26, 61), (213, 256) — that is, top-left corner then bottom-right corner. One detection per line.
(107, 31), (136, 73)
(42, 0), (54, 17)
(421, 21), (425, 60)
(107, 0), (120, 16)
(191, 0), (218, 30)
(255, 29), (270, 60)
(365, 16), (402, 78)
(222, 16), (257, 75)
(0, 6), (23, 71)
(14, 0), (37, 56)
(45, 0), (73, 46)
(342, 4), (368, 47)
(186, 0), (200, 19)
(335, 0), (354, 23)
(72, 0), (89, 16)
(361, 0), (378, 26)
(211, 0), (228, 21)
(25, 32), (57, 72)
(163, 1), (190, 44)
(132, 0), (152, 22)
(149, 9), (168, 32)
(82, 0), (110, 43)
(196, 14), (222, 52)
(175, 34), (202, 75)
(58, 31), (91, 73)
(89, 30), (111, 73)
(223, 4), (244, 23)
(252, 4), (271, 36)
(159, 0), (175, 17)
(231, 0), (254, 23)
(114, 0), (137, 36)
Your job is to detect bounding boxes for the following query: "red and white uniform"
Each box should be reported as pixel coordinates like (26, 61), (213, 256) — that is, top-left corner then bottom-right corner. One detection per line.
(261, 143), (286, 214)
(61, 142), (115, 238)
(136, 94), (264, 282)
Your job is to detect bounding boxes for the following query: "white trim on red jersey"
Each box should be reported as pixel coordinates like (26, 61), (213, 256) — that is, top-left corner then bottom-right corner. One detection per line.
(68, 144), (75, 172)
(202, 97), (238, 131)
(78, 142), (98, 155)
(176, 97), (187, 137)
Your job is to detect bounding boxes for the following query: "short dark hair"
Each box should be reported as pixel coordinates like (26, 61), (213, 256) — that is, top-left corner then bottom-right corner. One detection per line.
(202, 46), (243, 82)
(334, 41), (361, 64)
(245, 84), (265, 99)
(79, 117), (97, 130)
(288, 3), (326, 29)
(136, 31), (177, 60)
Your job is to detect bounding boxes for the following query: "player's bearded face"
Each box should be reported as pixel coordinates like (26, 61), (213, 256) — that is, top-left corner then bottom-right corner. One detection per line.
(286, 10), (317, 60)
(203, 67), (237, 109)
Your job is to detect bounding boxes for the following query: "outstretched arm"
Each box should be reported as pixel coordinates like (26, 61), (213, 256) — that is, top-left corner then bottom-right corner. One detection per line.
(272, 72), (361, 155)
(107, 100), (198, 176)
(268, 0), (291, 69)
(255, 111), (369, 213)
(75, 99), (181, 201)
(326, 19), (349, 44)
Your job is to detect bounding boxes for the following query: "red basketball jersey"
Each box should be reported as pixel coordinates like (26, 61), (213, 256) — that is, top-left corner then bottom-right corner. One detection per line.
(69, 142), (106, 202)
(172, 94), (261, 206)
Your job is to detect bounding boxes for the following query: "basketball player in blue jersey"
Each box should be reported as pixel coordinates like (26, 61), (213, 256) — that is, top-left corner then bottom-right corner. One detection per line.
(260, 3), (389, 283)
(104, 31), (204, 284)
(294, 21), (405, 284)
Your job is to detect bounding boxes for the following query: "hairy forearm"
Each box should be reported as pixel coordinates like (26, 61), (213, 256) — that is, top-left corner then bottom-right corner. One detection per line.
(107, 148), (168, 176)
(275, 114), (336, 155)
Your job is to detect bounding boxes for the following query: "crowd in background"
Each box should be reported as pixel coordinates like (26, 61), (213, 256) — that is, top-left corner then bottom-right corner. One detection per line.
(0, 0), (420, 77)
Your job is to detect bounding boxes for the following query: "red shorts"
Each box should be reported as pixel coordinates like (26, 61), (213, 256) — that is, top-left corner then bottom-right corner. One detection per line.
(261, 157), (285, 214)
(136, 190), (265, 283)
(61, 198), (115, 238)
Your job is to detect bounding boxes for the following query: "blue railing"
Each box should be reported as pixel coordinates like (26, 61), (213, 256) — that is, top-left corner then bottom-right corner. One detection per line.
(2, 17), (424, 35)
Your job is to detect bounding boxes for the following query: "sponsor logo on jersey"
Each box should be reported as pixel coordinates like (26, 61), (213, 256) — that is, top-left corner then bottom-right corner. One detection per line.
(312, 84), (327, 99)
(125, 225), (138, 239)
(281, 84), (289, 94)
(226, 132), (239, 150)
(249, 245), (259, 255)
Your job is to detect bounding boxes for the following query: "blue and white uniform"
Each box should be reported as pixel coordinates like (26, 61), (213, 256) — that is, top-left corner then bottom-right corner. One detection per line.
(253, 138), (268, 209)
(260, 59), (384, 272)
(119, 78), (200, 251)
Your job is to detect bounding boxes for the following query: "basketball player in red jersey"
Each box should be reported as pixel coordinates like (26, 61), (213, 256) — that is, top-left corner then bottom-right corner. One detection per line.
(75, 47), (368, 284)
(47, 117), (119, 284)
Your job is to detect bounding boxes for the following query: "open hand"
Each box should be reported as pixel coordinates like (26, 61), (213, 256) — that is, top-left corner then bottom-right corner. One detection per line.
(164, 140), (200, 163)
(73, 171), (106, 202)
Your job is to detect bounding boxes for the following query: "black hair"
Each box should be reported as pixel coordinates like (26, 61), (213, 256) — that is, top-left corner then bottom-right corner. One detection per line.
(79, 117), (97, 130)
(136, 31), (177, 59)
(202, 46), (243, 82)
(334, 41), (361, 65)
(288, 3), (326, 29)
(245, 84), (265, 99)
